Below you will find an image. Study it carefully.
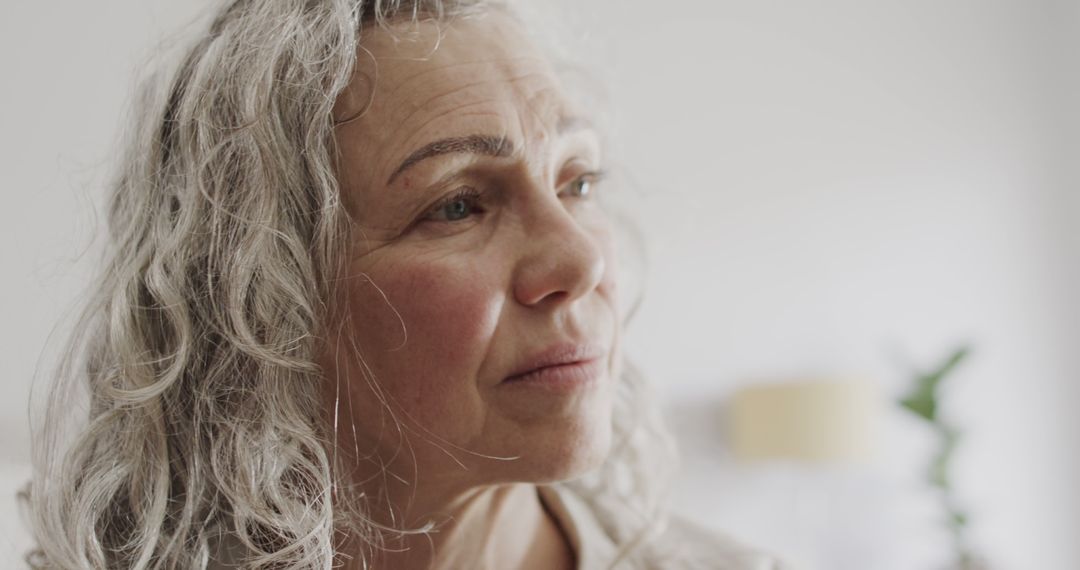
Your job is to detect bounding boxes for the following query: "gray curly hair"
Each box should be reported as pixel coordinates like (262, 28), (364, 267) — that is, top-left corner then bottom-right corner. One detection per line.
(25, 0), (676, 568)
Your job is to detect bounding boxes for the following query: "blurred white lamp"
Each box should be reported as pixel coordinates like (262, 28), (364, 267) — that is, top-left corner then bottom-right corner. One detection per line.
(728, 378), (878, 464)
(725, 378), (884, 570)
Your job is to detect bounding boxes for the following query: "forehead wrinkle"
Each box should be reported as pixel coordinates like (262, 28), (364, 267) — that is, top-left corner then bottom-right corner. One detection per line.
(386, 80), (500, 148)
(377, 59), (489, 103)
(379, 60), (554, 133)
(374, 52), (549, 100)
(382, 84), (579, 189)
(349, 32), (578, 191)
(383, 99), (509, 176)
(384, 72), (557, 178)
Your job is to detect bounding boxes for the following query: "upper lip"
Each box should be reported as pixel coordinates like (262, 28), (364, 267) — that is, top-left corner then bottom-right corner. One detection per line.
(503, 342), (607, 382)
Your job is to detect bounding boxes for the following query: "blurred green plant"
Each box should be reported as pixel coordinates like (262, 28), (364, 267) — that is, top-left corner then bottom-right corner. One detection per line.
(898, 345), (988, 570)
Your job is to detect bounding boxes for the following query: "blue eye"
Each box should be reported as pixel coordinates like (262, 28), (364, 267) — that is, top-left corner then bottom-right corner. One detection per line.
(425, 188), (483, 223)
(440, 198), (471, 221)
(560, 171), (605, 199)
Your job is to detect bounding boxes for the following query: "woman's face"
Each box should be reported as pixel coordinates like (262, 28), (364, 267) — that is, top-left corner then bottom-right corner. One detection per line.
(326, 11), (620, 491)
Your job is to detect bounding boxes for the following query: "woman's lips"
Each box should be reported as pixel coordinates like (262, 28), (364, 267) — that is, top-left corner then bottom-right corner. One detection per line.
(501, 357), (605, 391)
(503, 343), (606, 379)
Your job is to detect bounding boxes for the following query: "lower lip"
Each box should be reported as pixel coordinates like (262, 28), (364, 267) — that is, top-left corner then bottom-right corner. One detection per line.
(501, 358), (604, 392)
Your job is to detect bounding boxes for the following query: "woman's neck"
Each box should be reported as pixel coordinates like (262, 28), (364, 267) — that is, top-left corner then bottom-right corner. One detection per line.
(349, 482), (575, 570)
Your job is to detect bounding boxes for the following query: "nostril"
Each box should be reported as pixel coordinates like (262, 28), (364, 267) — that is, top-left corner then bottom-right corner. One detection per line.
(510, 194), (610, 308)
(513, 237), (606, 307)
(537, 290), (569, 306)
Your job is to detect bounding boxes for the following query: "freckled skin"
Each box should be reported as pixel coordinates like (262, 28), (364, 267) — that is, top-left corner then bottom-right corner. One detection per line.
(322, 11), (621, 539)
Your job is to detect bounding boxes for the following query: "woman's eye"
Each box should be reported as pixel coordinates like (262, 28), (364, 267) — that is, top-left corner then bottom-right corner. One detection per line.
(439, 198), (472, 221)
(560, 171), (605, 199)
(424, 188), (483, 223)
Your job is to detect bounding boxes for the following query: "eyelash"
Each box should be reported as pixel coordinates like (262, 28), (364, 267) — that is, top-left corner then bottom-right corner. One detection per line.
(420, 169), (606, 225)
(425, 187), (485, 223)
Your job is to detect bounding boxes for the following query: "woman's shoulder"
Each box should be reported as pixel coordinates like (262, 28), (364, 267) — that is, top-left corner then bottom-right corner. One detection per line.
(540, 483), (796, 570)
(661, 511), (794, 569)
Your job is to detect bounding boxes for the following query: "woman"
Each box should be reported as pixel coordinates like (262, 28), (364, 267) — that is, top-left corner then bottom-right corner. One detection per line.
(27, 1), (790, 568)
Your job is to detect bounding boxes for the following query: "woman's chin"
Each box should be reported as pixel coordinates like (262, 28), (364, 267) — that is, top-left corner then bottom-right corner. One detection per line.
(510, 413), (615, 484)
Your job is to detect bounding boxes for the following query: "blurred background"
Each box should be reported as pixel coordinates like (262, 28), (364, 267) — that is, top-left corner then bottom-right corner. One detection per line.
(1, 1), (1076, 569)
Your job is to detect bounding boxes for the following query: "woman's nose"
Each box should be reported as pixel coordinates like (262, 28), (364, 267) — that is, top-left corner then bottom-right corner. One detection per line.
(512, 198), (607, 308)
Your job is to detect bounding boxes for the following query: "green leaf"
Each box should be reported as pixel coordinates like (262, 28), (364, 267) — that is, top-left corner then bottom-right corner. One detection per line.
(898, 345), (971, 423)
(920, 346), (970, 395)
(900, 393), (937, 422)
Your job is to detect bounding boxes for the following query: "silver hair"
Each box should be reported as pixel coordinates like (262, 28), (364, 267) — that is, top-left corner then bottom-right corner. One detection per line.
(24, 0), (676, 568)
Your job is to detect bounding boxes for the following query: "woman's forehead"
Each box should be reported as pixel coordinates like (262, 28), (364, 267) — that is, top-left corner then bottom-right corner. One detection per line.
(334, 12), (584, 193)
(336, 11), (566, 126)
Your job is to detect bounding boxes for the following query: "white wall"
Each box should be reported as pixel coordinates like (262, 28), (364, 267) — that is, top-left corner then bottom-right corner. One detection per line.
(555, 1), (1079, 569)
(2, 1), (1076, 568)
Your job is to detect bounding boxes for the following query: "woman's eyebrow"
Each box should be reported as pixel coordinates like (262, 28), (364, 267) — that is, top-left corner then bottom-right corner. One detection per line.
(385, 116), (594, 185)
(387, 134), (514, 185)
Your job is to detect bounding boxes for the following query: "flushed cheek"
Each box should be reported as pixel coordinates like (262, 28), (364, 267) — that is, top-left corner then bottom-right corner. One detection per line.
(345, 254), (504, 440)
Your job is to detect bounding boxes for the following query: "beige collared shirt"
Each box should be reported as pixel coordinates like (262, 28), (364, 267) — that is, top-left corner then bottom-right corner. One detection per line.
(208, 485), (792, 569)
(537, 484), (793, 570)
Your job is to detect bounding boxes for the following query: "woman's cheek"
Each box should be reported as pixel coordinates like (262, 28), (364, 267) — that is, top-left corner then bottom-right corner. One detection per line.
(347, 252), (503, 432)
